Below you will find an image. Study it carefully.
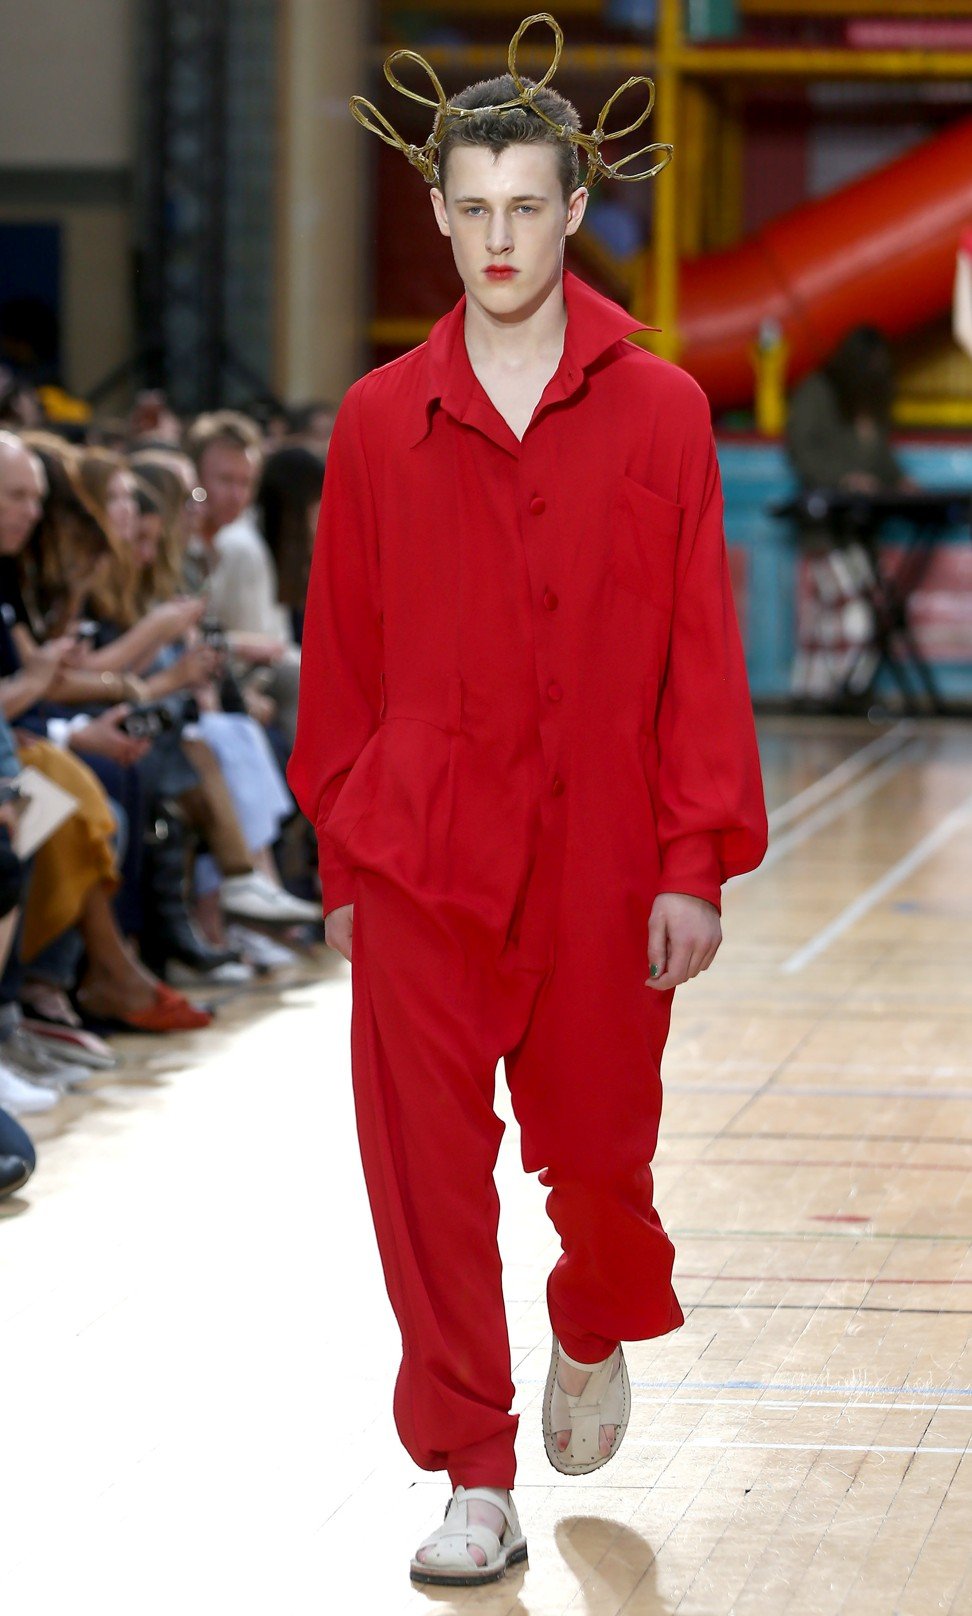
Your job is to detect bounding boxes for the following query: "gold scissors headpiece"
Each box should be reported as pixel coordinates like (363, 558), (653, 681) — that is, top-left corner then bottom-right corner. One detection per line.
(349, 11), (673, 191)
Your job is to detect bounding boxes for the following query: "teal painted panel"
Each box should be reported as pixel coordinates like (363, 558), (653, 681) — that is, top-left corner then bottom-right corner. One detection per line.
(715, 438), (972, 701)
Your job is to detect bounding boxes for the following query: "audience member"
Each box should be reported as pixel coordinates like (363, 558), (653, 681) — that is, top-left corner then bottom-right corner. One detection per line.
(255, 444), (324, 644)
(785, 325), (915, 703)
(286, 399), (336, 457)
(185, 411), (301, 742)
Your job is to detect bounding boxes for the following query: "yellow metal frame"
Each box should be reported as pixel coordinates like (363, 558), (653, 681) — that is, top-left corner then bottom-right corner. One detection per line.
(371, 2), (972, 426)
(894, 399), (972, 429)
(648, 0), (972, 423)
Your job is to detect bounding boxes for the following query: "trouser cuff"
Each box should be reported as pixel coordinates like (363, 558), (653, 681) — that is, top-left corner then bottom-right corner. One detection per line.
(447, 1422), (518, 1492)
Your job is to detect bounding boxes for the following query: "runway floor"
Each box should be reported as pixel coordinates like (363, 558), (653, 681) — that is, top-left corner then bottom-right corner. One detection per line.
(2, 716), (971, 1615)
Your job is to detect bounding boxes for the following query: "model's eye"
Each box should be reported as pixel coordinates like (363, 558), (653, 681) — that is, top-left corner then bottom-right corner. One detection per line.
(463, 207), (485, 217)
(516, 206), (536, 214)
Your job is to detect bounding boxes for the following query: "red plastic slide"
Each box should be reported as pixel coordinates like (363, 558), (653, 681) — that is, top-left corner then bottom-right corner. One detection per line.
(662, 114), (972, 408)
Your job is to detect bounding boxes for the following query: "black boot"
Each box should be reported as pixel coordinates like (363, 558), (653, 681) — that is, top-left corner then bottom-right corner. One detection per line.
(141, 803), (248, 983)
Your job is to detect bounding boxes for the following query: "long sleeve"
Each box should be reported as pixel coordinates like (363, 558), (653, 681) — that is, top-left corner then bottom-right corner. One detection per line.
(654, 392), (768, 910)
(286, 382), (382, 915)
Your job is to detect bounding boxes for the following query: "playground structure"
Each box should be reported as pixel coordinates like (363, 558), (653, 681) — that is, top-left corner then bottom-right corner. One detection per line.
(374, 0), (972, 429)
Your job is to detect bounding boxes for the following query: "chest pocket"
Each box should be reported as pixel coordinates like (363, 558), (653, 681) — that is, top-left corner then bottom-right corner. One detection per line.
(608, 475), (682, 611)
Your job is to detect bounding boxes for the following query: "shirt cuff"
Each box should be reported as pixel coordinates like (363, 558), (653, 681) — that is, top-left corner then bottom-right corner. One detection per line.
(657, 833), (724, 912)
(46, 714), (92, 750)
(317, 840), (357, 918)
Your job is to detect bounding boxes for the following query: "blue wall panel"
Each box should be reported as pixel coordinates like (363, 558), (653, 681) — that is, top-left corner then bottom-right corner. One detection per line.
(717, 438), (972, 702)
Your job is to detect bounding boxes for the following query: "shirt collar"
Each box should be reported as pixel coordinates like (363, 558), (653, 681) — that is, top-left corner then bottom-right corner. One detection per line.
(407, 269), (659, 449)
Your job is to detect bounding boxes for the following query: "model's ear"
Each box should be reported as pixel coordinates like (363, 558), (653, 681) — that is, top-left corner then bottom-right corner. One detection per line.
(430, 187), (451, 237)
(564, 185), (589, 238)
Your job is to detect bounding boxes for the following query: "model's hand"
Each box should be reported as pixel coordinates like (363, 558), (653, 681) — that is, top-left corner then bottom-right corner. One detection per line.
(325, 902), (353, 961)
(646, 892), (721, 990)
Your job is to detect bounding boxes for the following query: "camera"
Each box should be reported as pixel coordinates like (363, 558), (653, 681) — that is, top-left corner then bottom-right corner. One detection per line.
(118, 703), (177, 741)
(200, 615), (228, 653)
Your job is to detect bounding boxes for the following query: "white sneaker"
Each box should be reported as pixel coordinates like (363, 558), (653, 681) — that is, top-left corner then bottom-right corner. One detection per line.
(20, 1018), (119, 1071)
(0, 1058), (60, 1114)
(0, 1028), (95, 1090)
(220, 872), (321, 926)
(166, 958), (256, 988)
(224, 923), (301, 974)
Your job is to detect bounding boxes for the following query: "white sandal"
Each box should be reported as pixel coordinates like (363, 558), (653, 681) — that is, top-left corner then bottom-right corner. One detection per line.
(542, 1335), (631, 1475)
(409, 1484), (528, 1586)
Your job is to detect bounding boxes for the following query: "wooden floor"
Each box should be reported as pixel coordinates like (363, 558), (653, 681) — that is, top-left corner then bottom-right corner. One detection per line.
(3, 716), (971, 1615)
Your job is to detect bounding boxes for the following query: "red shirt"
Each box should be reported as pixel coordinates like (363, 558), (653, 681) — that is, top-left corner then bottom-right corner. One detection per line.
(288, 270), (767, 929)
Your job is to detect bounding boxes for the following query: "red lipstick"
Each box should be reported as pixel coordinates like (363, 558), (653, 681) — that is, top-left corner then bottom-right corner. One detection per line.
(484, 266), (517, 280)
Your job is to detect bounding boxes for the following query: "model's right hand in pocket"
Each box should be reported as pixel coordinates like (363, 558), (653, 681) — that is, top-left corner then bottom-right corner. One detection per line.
(324, 902), (353, 961)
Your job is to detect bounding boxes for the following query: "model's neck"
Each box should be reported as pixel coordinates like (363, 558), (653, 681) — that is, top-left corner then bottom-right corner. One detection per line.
(463, 273), (567, 369)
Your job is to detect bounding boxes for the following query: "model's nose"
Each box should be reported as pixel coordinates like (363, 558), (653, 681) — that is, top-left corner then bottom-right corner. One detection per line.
(486, 216), (514, 253)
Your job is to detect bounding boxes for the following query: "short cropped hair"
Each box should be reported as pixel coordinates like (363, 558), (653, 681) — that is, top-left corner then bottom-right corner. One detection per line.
(437, 74), (581, 203)
(184, 409), (262, 469)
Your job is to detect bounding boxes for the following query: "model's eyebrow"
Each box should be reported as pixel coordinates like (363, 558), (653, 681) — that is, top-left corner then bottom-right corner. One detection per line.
(453, 194), (549, 204)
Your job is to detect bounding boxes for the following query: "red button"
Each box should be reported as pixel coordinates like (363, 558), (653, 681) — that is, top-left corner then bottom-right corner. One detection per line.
(551, 775), (565, 796)
(547, 681), (563, 702)
(542, 589), (559, 611)
(529, 496), (546, 515)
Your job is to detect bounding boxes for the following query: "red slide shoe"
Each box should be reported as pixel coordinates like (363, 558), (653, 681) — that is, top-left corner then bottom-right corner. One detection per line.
(120, 985), (214, 1033)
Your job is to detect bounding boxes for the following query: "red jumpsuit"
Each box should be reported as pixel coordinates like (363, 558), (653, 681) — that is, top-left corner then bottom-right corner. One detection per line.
(287, 269), (767, 1491)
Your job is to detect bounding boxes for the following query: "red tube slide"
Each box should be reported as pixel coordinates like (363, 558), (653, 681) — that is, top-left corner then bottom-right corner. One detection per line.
(662, 114), (972, 408)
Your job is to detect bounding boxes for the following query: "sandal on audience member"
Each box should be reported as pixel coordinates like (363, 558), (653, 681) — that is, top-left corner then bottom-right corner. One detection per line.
(410, 1485), (527, 1587)
(18, 982), (82, 1028)
(76, 984), (214, 1034)
(542, 1335), (630, 1475)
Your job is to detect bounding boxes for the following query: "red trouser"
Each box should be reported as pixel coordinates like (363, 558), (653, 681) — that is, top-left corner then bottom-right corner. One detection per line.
(348, 865), (684, 1491)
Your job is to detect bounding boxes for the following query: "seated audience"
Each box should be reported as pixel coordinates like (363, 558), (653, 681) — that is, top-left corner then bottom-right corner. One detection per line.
(0, 430), (213, 1035)
(0, 390), (332, 1181)
(73, 443), (318, 959)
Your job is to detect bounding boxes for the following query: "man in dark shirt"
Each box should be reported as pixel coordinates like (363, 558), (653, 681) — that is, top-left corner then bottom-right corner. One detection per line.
(785, 326), (915, 702)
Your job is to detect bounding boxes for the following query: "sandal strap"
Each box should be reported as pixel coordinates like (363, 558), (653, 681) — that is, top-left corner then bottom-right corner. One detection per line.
(457, 1484), (517, 1537)
(417, 1522), (502, 1568)
(558, 1344), (616, 1373)
(551, 1345), (625, 1459)
(414, 1486), (512, 1570)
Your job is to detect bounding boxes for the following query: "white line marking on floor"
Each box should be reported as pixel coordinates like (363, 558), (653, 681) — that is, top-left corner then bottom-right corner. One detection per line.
(632, 1397), (972, 1414)
(670, 1060), (972, 1080)
(637, 1439), (970, 1455)
(766, 721), (913, 833)
(664, 1082), (972, 1101)
(734, 741), (921, 883)
(781, 791), (972, 974)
